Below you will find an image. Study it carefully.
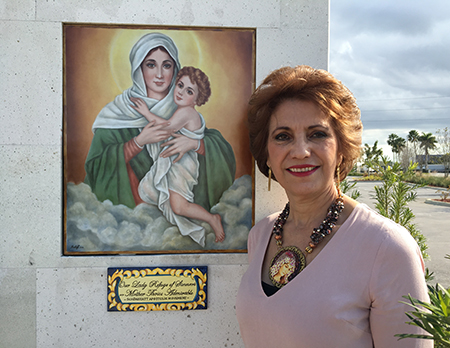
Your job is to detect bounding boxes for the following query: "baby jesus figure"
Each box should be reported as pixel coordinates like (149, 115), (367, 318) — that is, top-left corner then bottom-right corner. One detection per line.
(130, 66), (225, 246)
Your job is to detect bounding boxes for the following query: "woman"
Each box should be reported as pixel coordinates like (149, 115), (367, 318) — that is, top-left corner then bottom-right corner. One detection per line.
(84, 33), (236, 211)
(236, 66), (431, 347)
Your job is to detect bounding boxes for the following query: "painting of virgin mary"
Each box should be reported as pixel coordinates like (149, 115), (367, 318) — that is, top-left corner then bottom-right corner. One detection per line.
(63, 25), (255, 255)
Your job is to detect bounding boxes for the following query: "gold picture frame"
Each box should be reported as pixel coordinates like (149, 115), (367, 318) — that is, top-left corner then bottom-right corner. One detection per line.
(63, 23), (255, 255)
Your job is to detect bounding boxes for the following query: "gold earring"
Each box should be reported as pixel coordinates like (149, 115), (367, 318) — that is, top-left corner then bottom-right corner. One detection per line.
(268, 167), (272, 191)
(336, 164), (341, 195)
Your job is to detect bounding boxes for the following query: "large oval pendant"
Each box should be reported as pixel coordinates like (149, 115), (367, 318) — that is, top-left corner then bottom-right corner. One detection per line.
(269, 246), (306, 288)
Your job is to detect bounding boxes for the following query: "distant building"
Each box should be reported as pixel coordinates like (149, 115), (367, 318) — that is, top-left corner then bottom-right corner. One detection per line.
(416, 154), (446, 172)
(416, 154), (444, 164)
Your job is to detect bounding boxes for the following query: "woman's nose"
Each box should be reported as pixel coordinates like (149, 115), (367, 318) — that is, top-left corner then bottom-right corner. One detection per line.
(290, 138), (310, 158)
(156, 67), (163, 78)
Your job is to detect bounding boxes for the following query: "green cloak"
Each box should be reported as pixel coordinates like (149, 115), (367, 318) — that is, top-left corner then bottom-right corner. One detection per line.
(84, 127), (236, 210)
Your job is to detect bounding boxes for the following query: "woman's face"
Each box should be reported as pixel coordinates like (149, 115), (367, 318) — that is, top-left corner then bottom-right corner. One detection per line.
(266, 99), (340, 199)
(174, 75), (198, 107)
(141, 48), (175, 100)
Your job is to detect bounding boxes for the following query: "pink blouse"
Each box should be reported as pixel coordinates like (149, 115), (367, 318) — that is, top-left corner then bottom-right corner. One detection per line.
(236, 204), (433, 348)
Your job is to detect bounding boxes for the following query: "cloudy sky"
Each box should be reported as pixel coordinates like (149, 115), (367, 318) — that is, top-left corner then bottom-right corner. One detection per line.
(330, 0), (450, 158)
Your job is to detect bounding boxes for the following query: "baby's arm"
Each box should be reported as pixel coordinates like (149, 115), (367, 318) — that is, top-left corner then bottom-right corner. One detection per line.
(163, 107), (198, 133)
(131, 97), (198, 134)
(130, 97), (165, 124)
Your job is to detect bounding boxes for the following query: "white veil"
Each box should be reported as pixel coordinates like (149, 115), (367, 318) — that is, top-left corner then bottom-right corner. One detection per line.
(92, 33), (181, 131)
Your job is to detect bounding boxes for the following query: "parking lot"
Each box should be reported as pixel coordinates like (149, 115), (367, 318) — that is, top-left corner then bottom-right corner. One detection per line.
(348, 178), (450, 288)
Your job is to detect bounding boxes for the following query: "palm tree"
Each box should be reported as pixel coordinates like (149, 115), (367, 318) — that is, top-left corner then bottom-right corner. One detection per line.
(418, 132), (437, 171)
(387, 134), (406, 162)
(387, 134), (399, 161)
(407, 130), (420, 163)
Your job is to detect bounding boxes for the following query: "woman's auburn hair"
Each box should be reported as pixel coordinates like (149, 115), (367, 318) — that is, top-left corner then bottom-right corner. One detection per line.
(247, 65), (363, 181)
(176, 66), (211, 106)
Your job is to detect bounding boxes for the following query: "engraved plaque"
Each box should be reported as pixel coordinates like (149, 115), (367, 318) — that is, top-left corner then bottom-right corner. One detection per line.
(107, 266), (207, 311)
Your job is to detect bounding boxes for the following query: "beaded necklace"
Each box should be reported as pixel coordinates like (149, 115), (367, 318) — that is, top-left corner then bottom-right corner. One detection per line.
(269, 193), (345, 288)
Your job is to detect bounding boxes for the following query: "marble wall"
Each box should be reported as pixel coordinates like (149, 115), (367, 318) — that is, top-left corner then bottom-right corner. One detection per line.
(0, 0), (329, 346)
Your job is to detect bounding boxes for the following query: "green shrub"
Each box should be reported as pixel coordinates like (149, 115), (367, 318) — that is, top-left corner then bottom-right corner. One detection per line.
(396, 257), (450, 346)
(339, 179), (361, 200)
(358, 174), (383, 181)
(367, 157), (428, 259)
(407, 174), (450, 188)
(436, 187), (450, 201)
(359, 170), (450, 188)
(396, 284), (450, 347)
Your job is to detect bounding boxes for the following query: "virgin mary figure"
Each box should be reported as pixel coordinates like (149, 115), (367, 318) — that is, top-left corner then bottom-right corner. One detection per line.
(84, 33), (236, 235)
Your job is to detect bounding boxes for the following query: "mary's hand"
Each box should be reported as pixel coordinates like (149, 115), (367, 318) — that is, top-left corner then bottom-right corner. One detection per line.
(135, 121), (171, 146)
(160, 133), (198, 163)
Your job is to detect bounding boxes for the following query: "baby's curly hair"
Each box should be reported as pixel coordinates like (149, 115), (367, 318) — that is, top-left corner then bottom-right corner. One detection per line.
(248, 65), (363, 181)
(176, 66), (211, 106)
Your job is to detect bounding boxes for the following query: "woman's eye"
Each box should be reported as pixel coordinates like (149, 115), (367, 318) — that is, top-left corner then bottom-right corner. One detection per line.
(146, 63), (155, 68)
(311, 131), (327, 139)
(274, 133), (290, 141)
(163, 63), (172, 69)
(177, 82), (183, 88)
(187, 90), (193, 95)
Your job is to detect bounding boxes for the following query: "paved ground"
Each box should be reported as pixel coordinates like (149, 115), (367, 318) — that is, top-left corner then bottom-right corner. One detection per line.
(347, 178), (450, 288)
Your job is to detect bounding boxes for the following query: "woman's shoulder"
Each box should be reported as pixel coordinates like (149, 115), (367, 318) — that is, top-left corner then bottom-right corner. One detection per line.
(342, 204), (425, 280)
(353, 203), (403, 229)
(350, 203), (418, 250)
(247, 212), (279, 257)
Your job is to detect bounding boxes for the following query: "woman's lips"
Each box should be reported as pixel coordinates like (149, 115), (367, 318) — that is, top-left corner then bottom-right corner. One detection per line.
(154, 81), (164, 87)
(288, 165), (318, 176)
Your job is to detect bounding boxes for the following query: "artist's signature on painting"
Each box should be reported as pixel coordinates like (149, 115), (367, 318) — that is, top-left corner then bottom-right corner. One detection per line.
(70, 245), (84, 250)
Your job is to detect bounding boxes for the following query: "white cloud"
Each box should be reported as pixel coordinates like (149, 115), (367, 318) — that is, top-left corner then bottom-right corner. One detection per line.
(66, 175), (253, 253)
(330, 0), (450, 155)
(337, 41), (353, 57)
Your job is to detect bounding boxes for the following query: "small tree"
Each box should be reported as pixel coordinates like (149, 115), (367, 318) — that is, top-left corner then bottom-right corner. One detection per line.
(362, 141), (383, 174)
(397, 284), (450, 347)
(388, 133), (406, 163)
(367, 156), (428, 259)
(419, 132), (438, 172)
(400, 145), (415, 172)
(436, 127), (450, 177)
(396, 255), (450, 347)
(408, 130), (420, 163)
